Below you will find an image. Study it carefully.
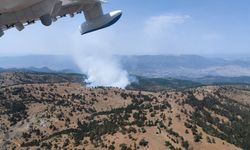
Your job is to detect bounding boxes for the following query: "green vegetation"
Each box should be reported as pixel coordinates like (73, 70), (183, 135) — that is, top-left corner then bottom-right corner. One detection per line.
(139, 139), (149, 147)
(127, 76), (202, 91)
(0, 100), (27, 125)
(21, 92), (171, 148)
(1, 71), (250, 149)
(186, 94), (250, 150)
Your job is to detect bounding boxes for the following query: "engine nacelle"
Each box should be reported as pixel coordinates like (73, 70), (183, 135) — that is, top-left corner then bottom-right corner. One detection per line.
(15, 22), (25, 31)
(40, 14), (52, 26)
(80, 10), (122, 35)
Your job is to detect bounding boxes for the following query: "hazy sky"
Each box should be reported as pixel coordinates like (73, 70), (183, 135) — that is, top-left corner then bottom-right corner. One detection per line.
(0, 0), (250, 56)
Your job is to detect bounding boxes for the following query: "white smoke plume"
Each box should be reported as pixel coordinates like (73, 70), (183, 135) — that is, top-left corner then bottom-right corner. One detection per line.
(71, 30), (130, 89)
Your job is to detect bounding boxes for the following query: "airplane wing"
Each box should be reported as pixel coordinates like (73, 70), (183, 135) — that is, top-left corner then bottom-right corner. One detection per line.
(55, 0), (104, 19)
(0, 0), (122, 37)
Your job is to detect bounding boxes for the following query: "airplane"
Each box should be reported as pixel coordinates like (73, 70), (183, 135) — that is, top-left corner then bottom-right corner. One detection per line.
(0, 0), (122, 37)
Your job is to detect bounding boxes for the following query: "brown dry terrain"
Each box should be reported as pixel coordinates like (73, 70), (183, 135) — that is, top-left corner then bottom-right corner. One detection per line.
(0, 71), (250, 150)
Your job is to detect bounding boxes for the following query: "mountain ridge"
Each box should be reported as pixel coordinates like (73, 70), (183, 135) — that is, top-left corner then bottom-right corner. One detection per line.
(2, 55), (250, 81)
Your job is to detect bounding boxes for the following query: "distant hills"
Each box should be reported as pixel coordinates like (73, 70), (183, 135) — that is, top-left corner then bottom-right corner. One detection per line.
(2, 55), (250, 84)
(0, 66), (78, 74)
(120, 55), (250, 78)
(0, 55), (80, 73)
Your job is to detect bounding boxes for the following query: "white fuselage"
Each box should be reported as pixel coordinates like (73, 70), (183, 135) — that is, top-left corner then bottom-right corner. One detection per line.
(0, 0), (43, 13)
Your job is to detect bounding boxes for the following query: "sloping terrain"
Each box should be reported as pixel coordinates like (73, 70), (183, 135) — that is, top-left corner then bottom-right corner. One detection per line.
(0, 71), (250, 150)
(0, 71), (84, 88)
(127, 76), (202, 91)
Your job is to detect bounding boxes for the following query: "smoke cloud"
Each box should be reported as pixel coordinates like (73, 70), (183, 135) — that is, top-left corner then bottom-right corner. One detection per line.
(71, 30), (130, 89)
